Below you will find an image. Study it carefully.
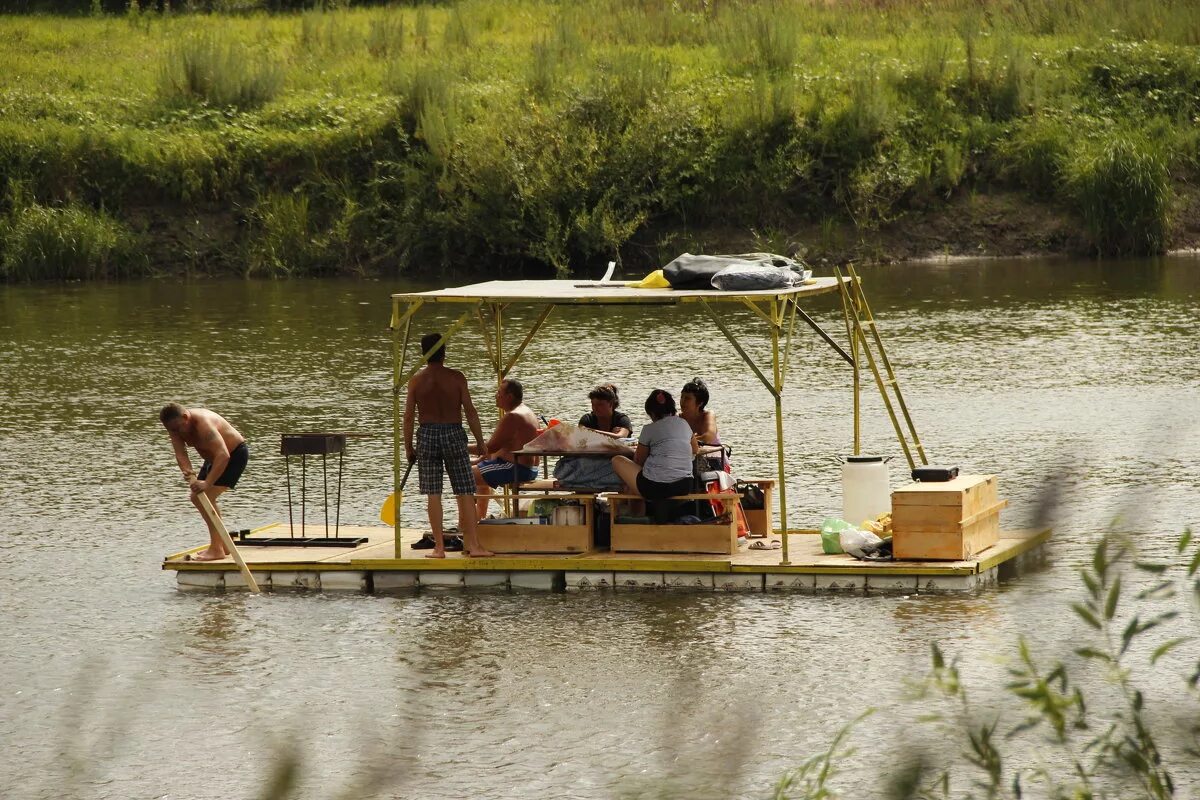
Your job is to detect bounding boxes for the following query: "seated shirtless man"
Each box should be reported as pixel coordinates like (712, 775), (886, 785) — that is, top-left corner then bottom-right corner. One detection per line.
(160, 403), (249, 562)
(472, 378), (541, 519)
(404, 332), (492, 558)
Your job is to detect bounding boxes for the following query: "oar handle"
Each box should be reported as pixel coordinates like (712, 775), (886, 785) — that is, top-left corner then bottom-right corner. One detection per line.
(195, 492), (260, 593)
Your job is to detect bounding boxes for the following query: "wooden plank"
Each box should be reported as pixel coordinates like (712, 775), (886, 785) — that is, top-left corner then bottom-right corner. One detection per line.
(892, 500), (1007, 531)
(195, 494), (259, 593)
(391, 277), (843, 305)
(892, 475), (997, 515)
(476, 522), (593, 554)
(611, 520), (738, 555)
(976, 527), (1051, 572)
(894, 514), (1000, 561)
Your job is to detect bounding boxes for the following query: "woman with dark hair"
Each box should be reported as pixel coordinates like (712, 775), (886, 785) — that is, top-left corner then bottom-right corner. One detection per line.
(610, 389), (697, 502)
(551, 383), (633, 490)
(680, 377), (729, 472)
(578, 383), (633, 438)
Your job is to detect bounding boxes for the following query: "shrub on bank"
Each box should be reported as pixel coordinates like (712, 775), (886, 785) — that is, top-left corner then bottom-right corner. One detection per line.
(158, 34), (284, 111)
(1067, 131), (1172, 256)
(0, 203), (142, 280)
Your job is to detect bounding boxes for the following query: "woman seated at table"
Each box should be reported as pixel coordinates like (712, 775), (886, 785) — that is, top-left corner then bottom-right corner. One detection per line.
(680, 377), (730, 472)
(552, 383), (631, 490)
(578, 383), (633, 438)
(611, 388), (697, 503)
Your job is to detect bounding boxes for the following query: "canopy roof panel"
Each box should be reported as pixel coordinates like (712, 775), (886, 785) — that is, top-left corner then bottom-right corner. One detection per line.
(392, 278), (845, 305)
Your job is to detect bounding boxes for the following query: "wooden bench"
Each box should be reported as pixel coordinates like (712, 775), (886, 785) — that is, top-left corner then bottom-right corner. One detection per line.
(475, 494), (596, 554)
(608, 493), (740, 555)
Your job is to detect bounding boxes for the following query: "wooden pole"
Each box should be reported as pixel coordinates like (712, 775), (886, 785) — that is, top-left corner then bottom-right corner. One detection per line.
(195, 493), (260, 593)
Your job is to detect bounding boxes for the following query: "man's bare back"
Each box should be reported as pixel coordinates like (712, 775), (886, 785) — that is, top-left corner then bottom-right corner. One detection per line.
(409, 364), (471, 424)
(177, 408), (244, 461)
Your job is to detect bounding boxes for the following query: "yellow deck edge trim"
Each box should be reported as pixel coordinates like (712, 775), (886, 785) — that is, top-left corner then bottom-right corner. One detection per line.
(730, 563), (977, 576)
(351, 558), (733, 573)
(162, 521), (283, 562)
(976, 527), (1052, 572)
(164, 562), (363, 572)
(389, 291), (843, 305)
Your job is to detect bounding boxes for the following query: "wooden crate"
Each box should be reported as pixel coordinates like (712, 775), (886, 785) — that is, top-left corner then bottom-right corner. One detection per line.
(892, 474), (1006, 561)
(609, 494), (739, 555)
(476, 496), (594, 554)
(741, 478), (775, 537)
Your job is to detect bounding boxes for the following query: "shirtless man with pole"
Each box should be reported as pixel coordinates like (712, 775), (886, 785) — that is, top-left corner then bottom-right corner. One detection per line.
(160, 403), (250, 562)
(403, 332), (493, 558)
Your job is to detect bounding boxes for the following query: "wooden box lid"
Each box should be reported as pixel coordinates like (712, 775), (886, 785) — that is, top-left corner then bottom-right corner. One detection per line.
(892, 474), (997, 507)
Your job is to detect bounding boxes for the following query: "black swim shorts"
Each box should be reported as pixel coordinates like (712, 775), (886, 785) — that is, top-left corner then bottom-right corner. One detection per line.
(198, 442), (249, 489)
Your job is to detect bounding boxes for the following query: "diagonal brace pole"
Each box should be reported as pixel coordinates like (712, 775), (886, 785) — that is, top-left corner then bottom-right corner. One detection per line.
(699, 299), (779, 399)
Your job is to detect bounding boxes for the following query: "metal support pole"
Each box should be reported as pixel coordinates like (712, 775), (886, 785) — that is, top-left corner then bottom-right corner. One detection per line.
(835, 269), (861, 455)
(285, 457), (294, 538)
(301, 454), (306, 538)
(771, 296), (790, 565)
(335, 449), (343, 539)
(392, 298), (414, 557)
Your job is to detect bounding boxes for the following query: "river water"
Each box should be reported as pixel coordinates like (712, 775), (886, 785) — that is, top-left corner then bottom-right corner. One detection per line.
(1, 258), (1198, 799)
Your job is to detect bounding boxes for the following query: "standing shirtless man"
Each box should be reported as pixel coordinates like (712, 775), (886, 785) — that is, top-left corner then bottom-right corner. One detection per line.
(403, 333), (493, 558)
(160, 403), (249, 562)
(472, 378), (542, 520)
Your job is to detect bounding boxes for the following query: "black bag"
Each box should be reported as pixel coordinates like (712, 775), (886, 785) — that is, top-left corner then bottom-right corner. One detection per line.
(662, 252), (804, 290)
(594, 508), (611, 548)
(663, 255), (733, 289)
(911, 466), (960, 482)
(738, 481), (766, 510)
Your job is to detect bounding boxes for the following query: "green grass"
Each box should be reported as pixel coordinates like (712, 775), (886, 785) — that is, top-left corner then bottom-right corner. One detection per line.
(1, 0), (1199, 279)
(0, 202), (143, 280)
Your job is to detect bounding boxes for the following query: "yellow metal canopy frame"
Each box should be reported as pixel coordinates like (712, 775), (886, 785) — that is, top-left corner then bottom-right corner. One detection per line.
(388, 267), (927, 564)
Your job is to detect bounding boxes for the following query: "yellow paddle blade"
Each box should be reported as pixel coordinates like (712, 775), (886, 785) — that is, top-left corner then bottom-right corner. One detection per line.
(379, 492), (398, 526)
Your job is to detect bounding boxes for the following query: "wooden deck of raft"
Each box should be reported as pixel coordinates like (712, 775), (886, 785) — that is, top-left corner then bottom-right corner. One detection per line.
(162, 524), (1051, 593)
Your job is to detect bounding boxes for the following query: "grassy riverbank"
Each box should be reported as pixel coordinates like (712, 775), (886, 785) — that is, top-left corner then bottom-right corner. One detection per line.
(2, 0), (1199, 280)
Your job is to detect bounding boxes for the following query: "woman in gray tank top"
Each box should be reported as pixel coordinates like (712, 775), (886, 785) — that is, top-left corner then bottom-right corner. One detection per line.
(611, 389), (697, 503)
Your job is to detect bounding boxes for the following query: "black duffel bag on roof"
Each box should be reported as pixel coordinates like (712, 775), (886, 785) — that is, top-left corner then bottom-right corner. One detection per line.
(662, 252), (803, 290)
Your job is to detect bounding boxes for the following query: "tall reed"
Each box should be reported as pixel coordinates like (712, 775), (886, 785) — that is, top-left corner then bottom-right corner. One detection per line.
(159, 32), (283, 109)
(1, 203), (142, 281)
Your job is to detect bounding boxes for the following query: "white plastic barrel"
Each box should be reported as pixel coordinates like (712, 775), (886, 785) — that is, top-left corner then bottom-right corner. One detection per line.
(841, 455), (891, 526)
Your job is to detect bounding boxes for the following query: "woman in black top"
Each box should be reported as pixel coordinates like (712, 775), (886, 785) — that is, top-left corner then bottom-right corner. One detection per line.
(578, 383), (633, 438)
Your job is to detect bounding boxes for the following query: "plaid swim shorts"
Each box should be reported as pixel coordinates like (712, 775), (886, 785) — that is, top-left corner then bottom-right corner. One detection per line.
(417, 423), (475, 496)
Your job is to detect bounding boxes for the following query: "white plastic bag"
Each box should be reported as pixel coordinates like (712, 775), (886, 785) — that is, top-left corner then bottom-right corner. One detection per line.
(839, 527), (883, 559)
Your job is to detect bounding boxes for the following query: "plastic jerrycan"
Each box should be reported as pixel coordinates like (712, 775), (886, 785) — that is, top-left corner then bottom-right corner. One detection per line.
(841, 455), (891, 527)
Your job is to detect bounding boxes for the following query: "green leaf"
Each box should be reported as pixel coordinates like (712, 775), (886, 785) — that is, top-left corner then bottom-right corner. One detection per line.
(1093, 539), (1108, 578)
(1188, 547), (1200, 578)
(1135, 580), (1176, 601)
(1150, 637), (1192, 665)
(1072, 603), (1102, 630)
(931, 641), (944, 670)
(1074, 647), (1112, 662)
(1133, 561), (1168, 574)
(1081, 569), (1099, 597)
(1104, 575), (1121, 620)
(1121, 615), (1140, 655)
(1007, 718), (1042, 738)
(1179, 528), (1193, 553)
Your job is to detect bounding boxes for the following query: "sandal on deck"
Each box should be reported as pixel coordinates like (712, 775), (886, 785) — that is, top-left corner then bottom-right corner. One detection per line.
(749, 539), (781, 550)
